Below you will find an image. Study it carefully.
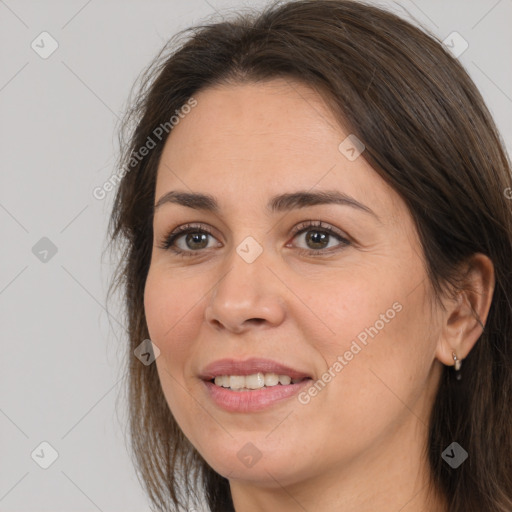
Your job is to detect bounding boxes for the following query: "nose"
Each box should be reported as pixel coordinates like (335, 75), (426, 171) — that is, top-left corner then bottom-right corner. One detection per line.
(204, 247), (286, 334)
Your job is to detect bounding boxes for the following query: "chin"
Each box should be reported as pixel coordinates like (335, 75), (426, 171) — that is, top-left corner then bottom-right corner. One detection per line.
(198, 440), (315, 488)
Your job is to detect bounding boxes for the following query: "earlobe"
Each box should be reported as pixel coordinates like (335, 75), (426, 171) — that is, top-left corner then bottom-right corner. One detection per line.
(436, 323), (465, 368)
(435, 253), (495, 368)
(452, 338), (463, 380)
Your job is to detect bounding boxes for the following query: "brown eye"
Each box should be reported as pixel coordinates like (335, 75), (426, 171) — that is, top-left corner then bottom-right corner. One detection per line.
(158, 224), (218, 256)
(290, 221), (351, 255)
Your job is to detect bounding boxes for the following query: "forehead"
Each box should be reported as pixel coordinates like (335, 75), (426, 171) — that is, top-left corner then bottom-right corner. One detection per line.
(155, 79), (402, 222)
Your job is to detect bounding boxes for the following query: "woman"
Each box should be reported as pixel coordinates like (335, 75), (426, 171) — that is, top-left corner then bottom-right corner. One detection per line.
(107, 1), (512, 510)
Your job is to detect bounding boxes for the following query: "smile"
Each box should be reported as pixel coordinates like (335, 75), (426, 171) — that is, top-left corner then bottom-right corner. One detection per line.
(211, 372), (308, 390)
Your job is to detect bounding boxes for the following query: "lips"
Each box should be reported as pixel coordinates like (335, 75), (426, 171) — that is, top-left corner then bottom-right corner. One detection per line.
(198, 357), (313, 381)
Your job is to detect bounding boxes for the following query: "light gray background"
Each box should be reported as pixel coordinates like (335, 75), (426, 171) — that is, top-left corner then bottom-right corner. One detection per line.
(1, 0), (511, 511)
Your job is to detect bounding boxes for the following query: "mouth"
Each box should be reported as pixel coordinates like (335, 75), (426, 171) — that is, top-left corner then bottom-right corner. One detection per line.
(207, 373), (311, 391)
(198, 358), (314, 412)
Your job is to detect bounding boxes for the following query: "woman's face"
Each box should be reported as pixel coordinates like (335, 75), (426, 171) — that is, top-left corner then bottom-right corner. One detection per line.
(144, 79), (445, 489)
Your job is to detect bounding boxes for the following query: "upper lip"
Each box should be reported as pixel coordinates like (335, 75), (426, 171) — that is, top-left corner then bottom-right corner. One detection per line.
(199, 358), (313, 380)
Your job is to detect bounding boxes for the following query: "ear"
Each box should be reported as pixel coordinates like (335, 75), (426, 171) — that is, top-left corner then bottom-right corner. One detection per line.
(435, 253), (495, 366)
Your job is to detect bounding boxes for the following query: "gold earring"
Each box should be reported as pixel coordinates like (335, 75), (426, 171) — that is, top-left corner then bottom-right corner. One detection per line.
(452, 352), (462, 380)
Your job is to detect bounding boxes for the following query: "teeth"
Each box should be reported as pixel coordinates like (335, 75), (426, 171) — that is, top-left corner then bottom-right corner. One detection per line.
(279, 375), (291, 385)
(246, 373), (265, 389)
(213, 373), (305, 390)
(229, 375), (246, 390)
(264, 373), (279, 386)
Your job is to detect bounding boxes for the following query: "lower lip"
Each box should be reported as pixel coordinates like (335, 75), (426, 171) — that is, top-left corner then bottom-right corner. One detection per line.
(202, 379), (312, 412)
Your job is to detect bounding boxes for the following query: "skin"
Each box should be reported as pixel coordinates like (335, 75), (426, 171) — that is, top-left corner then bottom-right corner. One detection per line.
(143, 79), (495, 512)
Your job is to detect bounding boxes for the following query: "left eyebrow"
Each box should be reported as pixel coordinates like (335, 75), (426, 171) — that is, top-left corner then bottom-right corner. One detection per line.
(154, 189), (379, 221)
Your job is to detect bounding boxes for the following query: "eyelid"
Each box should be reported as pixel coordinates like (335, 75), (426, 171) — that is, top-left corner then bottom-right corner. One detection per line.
(290, 220), (349, 240)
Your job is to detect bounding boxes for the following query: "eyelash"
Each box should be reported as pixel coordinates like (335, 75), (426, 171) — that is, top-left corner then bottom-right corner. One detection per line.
(157, 220), (351, 258)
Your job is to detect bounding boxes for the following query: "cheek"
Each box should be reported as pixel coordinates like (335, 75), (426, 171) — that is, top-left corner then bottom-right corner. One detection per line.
(304, 264), (433, 420)
(143, 270), (162, 321)
(316, 286), (434, 440)
(300, 266), (399, 357)
(143, 271), (168, 347)
(143, 268), (199, 370)
(144, 270), (205, 434)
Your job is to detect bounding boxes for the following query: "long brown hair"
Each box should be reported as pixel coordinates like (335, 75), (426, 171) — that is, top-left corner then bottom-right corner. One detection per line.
(106, 1), (512, 510)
